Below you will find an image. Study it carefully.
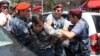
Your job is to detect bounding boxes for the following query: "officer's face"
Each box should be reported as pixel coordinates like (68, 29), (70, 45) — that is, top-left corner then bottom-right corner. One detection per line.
(35, 9), (42, 14)
(69, 15), (76, 24)
(23, 8), (31, 18)
(32, 21), (44, 33)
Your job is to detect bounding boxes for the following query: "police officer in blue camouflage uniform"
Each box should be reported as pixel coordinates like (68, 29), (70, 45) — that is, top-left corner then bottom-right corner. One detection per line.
(58, 8), (90, 56)
(11, 2), (31, 46)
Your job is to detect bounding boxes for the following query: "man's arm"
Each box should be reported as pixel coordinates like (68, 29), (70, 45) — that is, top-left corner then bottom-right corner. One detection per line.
(62, 19), (69, 32)
(45, 14), (53, 26)
(45, 19), (52, 26)
(60, 30), (76, 39)
(44, 23), (62, 37)
(59, 20), (85, 39)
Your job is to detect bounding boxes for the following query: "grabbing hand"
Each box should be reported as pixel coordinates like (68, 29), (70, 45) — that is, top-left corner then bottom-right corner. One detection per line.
(56, 29), (68, 40)
(55, 29), (63, 37)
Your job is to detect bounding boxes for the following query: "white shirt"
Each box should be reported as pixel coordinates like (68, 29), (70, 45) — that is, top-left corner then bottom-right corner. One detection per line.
(46, 14), (70, 28)
(0, 12), (7, 26)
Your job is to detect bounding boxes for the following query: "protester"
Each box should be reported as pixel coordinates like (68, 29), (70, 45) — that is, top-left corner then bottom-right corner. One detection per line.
(28, 13), (61, 56)
(45, 3), (69, 56)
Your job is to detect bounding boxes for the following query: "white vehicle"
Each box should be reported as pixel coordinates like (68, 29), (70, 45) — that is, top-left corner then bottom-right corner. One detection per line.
(82, 12), (100, 55)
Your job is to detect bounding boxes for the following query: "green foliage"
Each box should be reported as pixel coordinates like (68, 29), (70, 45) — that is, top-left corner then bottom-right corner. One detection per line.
(44, 0), (56, 12)
(11, 0), (19, 3)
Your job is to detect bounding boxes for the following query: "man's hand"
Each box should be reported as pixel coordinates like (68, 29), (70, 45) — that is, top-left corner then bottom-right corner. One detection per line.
(56, 29), (64, 36)
(55, 30), (62, 37)
(56, 29), (68, 40)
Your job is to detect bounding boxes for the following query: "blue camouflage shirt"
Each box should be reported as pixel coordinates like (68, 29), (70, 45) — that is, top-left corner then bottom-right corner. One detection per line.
(11, 15), (30, 46)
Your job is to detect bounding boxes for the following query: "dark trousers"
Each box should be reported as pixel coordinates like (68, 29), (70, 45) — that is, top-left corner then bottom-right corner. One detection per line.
(33, 48), (54, 56)
(54, 44), (64, 56)
(65, 40), (90, 56)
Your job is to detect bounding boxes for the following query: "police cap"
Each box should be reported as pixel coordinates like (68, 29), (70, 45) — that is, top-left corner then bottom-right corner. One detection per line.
(15, 2), (30, 10)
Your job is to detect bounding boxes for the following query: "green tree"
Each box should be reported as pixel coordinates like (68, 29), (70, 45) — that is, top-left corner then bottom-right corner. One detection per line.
(44, 0), (56, 12)
(11, 0), (19, 3)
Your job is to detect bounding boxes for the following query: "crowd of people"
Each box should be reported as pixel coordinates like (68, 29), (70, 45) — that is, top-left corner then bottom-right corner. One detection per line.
(0, 1), (90, 56)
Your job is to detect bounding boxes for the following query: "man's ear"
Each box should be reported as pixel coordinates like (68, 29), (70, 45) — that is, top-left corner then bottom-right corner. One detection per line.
(30, 23), (35, 29)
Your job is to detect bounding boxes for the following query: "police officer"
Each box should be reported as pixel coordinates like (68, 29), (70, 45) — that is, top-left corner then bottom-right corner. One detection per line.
(58, 8), (90, 56)
(32, 4), (42, 14)
(28, 4), (42, 23)
(11, 2), (31, 46)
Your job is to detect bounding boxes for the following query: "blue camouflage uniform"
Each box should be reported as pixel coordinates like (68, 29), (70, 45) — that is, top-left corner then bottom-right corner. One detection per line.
(11, 15), (31, 46)
(69, 19), (90, 56)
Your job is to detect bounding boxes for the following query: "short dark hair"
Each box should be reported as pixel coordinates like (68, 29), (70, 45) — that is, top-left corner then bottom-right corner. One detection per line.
(53, 2), (63, 10)
(31, 13), (44, 24)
